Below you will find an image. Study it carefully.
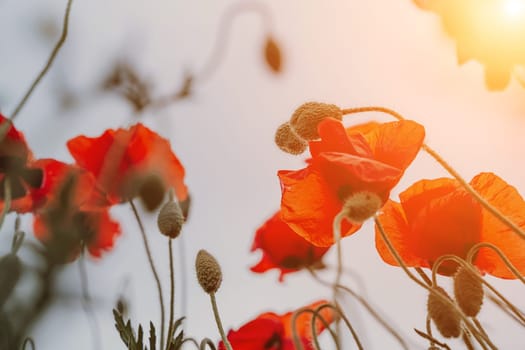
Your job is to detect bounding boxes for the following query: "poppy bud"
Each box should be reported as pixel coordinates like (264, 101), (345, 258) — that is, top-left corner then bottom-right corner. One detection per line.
(157, 200), (184, 239)
(274, 122), (307, 155)
(453, 267), (484, 317)
(195, 250), (222, 294)
(289, 102), (342, 141)
(138, 174), (166, 211)
(264, 36), (282, 73)
(0, 253), (22, 307)
(427, 287), (461, 338)
(342, 191), (382, 224)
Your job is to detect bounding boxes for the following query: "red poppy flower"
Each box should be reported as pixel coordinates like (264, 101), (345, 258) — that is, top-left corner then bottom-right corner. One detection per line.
(67, 123), (188, 209)
(375, 172), (525, 278)
(279, 118), (425, 247)
(218, 300), (334, 350)
(250, 211), (330, 281)
(32, 159), (119, 260)
(0, 114), (43, 213)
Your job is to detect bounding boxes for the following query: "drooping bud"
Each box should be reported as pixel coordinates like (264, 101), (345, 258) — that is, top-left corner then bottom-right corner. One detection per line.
(342, 191), (383, 224)
(0, 253), (22, 307)
(264, 36), (282, 73)
(289, 102), (342, 141)
(195, 250), (222, 294)
(157, 200), (184, 239)
(427, 286), (461, 338)
(453, 266), (484, 317)
(274, 122), (307, 155)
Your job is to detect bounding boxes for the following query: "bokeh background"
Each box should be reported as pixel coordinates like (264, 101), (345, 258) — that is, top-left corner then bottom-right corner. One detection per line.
(1, 0), (525, 348)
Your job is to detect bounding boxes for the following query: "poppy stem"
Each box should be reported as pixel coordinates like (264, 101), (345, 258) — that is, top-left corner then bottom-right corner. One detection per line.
(414, 326), (451, 350)
(209, 292), (233, 350)
(129, 200), (166, 350)
(78, 249), (102, 350)
(414, 267), (432, 286)
(316, 303), (364, 350)
(21, 338), (36, 350)
(0, 177), (12, 231)
(166, 239), (175, 350)
(374, 216), (496, 349)
(291, 306), (339, 350)
(467, 242), (525, 283)
(9, 0), (73, 121)
(307, 268), (410, 350)
(332, 211), (345, 348)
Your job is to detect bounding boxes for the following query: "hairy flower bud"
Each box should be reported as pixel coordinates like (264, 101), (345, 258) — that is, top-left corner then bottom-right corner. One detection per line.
(454, 266), (484, 317)
(289, 102), (342, 141)
(195, 250), (222, 294)
(342, 191), (382, 224)
(0, 253), (22, 307)
(274, 122), (307, 155)
(427, 287), (461, 338)
(264, 36), (282, 73)
(157, 200), (184, 239)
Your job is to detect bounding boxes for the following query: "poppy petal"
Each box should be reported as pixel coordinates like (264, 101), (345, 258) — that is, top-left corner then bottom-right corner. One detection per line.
(470, 172), (525, 278)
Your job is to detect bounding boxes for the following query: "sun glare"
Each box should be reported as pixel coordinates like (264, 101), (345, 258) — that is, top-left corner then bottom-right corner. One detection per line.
(503, 0), (525, 19)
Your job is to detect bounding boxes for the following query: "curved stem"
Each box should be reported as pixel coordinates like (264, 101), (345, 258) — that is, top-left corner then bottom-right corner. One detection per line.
(195, 0), (273, 83)
(78, 250), (102, 350)
(210, 293), (232, 350)
(317, 303), (363, 350)
(129, 200), (165, 350)
(199, 338), (217, 350)
(166, 239), (175, 350)
(467, 242), (525, 283)
(0, 177), (12, 230)
(290, 306), (338, 350)
(374, 216), (496, 349)
(10, 0), (73, 121)
(342, 106), (525, 242)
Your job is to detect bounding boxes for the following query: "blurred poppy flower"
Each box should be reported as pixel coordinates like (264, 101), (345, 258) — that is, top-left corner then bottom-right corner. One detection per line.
(250, 211), (329, 281)
(413, 0), (525, 90)
(67, 123), (188, 210)
(218, 300), (334, 350)
(375, 172), (525, 278)
(279, 118), (425, 247)
(32, 159), (119, 261)
(0, 114), (43, 213)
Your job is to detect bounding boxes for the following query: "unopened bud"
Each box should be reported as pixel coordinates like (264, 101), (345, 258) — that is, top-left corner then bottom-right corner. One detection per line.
(454, 267), (484, 317)
(342, 191), (382, 224)
(195, 250), (222, 294)
(138, 174), (165, 211)
(157, 201), (184, 239)
(0, 253), (22, 307)
(289, 102), (342, 141)
(274, 122), (307, 155)
(264, 36), (282, 73)
(427, 287), (461, 338)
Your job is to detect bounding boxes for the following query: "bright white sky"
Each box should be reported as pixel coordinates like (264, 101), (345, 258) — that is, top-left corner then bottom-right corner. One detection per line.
(1, 0), (525, 349)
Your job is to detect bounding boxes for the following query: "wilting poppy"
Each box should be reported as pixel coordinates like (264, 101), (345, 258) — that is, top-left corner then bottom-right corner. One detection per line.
(67, 123), (187, 210)
(0, 114), (43, 213)
(250, 211), (329, 281)
(218, 300), (334, 350)
(32, 159), (119, 261)
(375, 172), (525, 278)
(279, 118), (425, 247)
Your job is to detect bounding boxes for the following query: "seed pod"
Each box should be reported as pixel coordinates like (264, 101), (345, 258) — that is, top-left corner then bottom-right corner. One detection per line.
(274, 122), (307, 155)
(0, 253), (22, 307)
(454, 266), (484, 317)
(289, 102), (342, 141)
(195, 250), (222, 294)
(157, 201), (184, 239)
(427, 286), (461, 338)
(342, 191), (382, 223)
(264, 36), (282, 73)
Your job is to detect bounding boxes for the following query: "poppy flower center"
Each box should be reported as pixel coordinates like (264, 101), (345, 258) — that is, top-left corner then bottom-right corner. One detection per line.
(341, 191), (383, 224)
(0, 156), (43, 199)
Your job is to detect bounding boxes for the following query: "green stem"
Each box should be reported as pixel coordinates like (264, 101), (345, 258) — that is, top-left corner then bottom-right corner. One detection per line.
(10, 0), (73, 121)
(166, 239), (175, 350)
(129, 200), (165, 350)
(210, 293), (232, 350)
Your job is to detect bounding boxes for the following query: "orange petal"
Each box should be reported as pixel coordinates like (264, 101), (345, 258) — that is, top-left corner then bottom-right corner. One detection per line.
(375, 200), (428, 268)
(362, 120), (425, 171)
(279, 168), (359, 247)
(470, 173), (525, 278)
